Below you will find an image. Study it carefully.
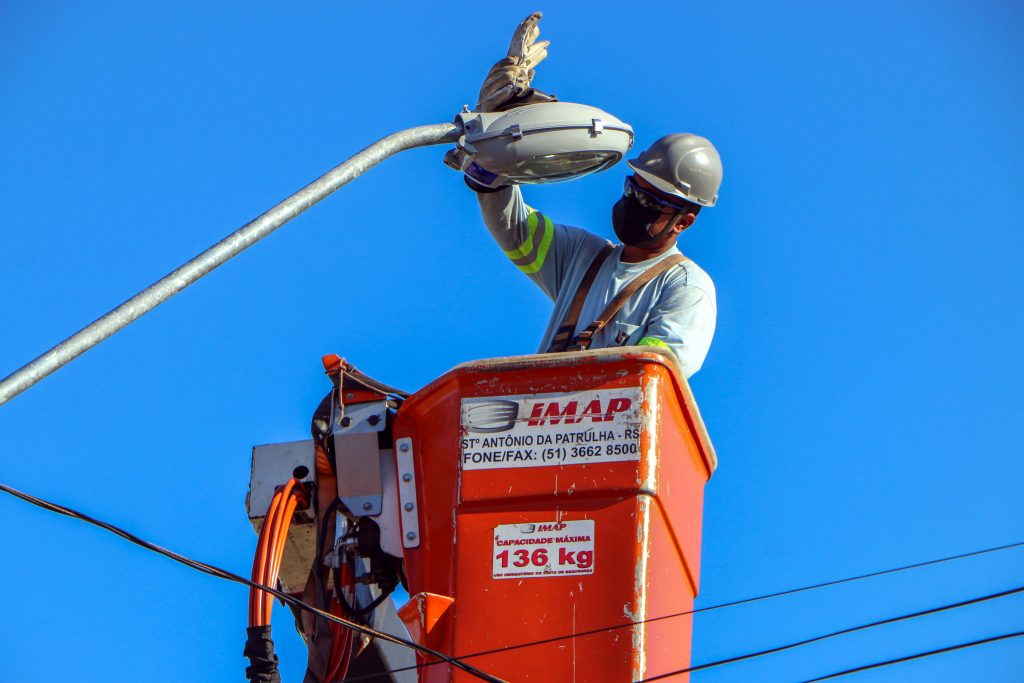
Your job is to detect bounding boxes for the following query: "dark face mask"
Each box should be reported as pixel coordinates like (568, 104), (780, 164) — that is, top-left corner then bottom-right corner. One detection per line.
(612, 193), (665, 246)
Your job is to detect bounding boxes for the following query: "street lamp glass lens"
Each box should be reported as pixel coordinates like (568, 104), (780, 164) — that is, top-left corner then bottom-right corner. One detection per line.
(508, 151), (620, 183)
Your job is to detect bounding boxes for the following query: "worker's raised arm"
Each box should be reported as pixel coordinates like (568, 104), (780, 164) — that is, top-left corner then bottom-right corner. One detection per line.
(474, 184), (593, 301)
(448, 13), (605, 298)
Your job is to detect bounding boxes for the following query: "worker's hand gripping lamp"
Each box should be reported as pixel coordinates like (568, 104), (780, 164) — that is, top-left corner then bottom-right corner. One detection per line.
(451, 102), (634, 189)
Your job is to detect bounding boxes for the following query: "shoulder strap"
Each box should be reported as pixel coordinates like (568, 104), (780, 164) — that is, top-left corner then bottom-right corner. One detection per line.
(546, 244), (615, 353)
(571, 254), (686, 351)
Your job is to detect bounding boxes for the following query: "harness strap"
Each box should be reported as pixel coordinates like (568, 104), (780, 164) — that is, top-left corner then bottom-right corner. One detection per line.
(570, 254), (686, 351)
(546, 243), (615, 353)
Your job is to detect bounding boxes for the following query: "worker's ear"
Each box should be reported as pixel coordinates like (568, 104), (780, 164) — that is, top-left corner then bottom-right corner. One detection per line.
(672, 212), (696, 234)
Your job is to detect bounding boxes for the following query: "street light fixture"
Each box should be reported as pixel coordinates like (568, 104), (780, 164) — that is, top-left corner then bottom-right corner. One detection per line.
(453, 102), (634, 189)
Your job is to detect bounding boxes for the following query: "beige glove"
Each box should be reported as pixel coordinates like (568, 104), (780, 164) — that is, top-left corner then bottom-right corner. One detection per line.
(444, 12), (554, 173)
(477, 12), (550, 112)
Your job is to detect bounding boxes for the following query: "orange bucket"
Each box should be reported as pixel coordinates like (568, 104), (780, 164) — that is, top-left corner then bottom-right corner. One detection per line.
(394, 348), (716, 681)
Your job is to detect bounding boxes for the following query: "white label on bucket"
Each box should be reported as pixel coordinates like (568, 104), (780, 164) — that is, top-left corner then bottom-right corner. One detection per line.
(492, 520), (595, 579)
(460, 388), (642, 470)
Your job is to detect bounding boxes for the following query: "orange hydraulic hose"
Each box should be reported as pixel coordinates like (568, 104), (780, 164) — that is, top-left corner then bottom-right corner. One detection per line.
(246, 475), (356, 681)
(248, 515), (264, 625)
(263, 490), (300, 625)
(255, 488), (284, 626)
(249, 479), (300, 627)
(249, 487), (284, 627)
(262, 479), (298, 620)
(325, 599), (355, 683)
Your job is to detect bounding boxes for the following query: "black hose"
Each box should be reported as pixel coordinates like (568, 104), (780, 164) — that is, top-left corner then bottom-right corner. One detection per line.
(244, 625), (282, 683)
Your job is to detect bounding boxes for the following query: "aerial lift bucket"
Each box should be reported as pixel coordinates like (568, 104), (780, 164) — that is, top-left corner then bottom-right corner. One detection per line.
(393, 347), (717, 682)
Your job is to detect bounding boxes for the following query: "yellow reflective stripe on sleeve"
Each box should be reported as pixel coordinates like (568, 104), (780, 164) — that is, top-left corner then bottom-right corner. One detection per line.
(504, 211), (539, 261)
(638, 337), (672, 352)
(518, 215), (554, 274)
(503, 211), (554, 274)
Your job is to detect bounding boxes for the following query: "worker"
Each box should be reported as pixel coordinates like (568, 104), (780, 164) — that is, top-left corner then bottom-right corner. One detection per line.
(453, 14), (721, 378)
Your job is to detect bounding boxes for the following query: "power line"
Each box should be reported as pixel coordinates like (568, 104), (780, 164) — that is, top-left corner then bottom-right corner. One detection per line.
(690, 538), (1024, 616)
(800, 630), (1024, 682)
(635, 584), (1024, 681)
(0, 482), (506, 683)
(346, 539), (1024, 680)
(351, 582), (1024, 682)
(6, 477), (1023, 683)
(496, 539), (1024, 654)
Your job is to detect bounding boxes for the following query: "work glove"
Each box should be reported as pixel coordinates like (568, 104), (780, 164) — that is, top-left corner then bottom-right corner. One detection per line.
(477, 11), (551, 113)
(445, 12), (557, 175)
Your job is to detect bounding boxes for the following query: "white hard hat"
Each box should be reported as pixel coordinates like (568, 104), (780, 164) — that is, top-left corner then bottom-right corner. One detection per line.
(627, 134), (722, 207)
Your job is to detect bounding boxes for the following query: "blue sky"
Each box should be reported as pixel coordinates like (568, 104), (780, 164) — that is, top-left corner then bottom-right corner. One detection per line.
(2, 2), (1022, 681)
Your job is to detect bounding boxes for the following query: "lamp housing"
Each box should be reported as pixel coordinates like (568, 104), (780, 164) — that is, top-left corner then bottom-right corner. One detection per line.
(454, 102), (634, 189)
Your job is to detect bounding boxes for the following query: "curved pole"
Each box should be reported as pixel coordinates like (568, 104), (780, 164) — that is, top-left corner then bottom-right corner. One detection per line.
(0, 122), (463, 406)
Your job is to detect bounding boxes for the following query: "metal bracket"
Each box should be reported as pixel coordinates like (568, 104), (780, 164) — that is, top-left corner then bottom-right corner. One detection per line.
(333, 399), (388, 435)
(335, 431), (383, 515)
(395, 437), (420, 549)
(246, 440), (317, 593)
(247, 440), (316, 521)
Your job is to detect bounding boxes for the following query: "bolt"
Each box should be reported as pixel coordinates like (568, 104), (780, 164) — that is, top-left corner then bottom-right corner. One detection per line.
(367, 414), (380, 426)
(404, 502), (414, 511)
(401, 473), (412, 482)
(399, 442), (409, 453)
(340, 416), (351, 427)
(406, 531), (417, 541)
(362, 502), (373, 512)
(345, 392), (354, 400)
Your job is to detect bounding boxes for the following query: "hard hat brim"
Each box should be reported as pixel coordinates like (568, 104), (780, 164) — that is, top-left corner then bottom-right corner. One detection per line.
(626, 159), (717, 207)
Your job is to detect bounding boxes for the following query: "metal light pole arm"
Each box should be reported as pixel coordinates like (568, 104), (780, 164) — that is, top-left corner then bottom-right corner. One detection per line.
(0, 122), (462, 407)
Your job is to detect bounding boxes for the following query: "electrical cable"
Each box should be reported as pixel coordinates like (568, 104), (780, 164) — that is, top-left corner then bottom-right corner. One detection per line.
(332, 552), (358, 618)
(491, 538), (1024, 657)
(309, 490), (358, 682)
(0, 481), (507, 683)
(7, 477), (1021, 683)
(347, 581), (1024, 682)
(799, 630), (1024, 682)
(688, 539), (1024, 616)
(634, 585), (1024, 681)
(344, 538), (1024, 680)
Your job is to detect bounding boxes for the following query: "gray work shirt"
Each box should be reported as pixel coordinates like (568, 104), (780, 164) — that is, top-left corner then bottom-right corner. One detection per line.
(477, 186), (717, 378)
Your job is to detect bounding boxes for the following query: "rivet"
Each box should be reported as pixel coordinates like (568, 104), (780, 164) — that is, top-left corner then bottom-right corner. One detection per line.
(402, 473), (413, 482)
(404, 502), (414, 511)
(399, 442), (410, 453)
(406, 531), (417, 541)
(362, 502), (373, 512)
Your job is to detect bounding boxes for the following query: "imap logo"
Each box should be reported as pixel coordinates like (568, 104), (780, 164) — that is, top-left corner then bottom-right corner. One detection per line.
(463, 400), (519, 433)
(526, 397), (632, 426)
